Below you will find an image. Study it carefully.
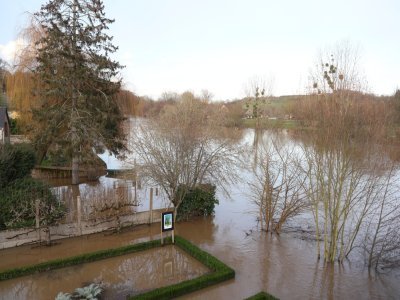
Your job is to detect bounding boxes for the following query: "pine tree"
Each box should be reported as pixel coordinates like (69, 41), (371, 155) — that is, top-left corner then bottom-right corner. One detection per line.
(33, 0), (125, 184)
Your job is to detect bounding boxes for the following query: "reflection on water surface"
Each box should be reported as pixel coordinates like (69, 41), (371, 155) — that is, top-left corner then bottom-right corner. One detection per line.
(0, 245), (209, 300)
(1, 123), (399, 299)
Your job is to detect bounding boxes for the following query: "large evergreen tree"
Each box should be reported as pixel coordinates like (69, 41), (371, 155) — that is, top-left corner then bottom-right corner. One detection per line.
(33, 0), (125, 184)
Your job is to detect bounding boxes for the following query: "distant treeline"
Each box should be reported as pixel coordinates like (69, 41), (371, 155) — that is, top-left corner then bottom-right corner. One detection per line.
(3, 69), (400, 134)
(63, 87), (400, 134)
(114, 89), (177, 117)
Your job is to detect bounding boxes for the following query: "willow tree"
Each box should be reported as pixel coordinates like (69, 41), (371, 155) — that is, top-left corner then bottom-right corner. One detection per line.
(33, 0), (125, 184)
(5, 19), (43, 131)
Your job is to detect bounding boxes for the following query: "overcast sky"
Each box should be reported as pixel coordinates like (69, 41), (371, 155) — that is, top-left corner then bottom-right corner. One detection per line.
(0, 0), (399, 100)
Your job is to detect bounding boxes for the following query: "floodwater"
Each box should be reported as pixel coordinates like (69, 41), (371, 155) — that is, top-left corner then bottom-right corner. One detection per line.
(0, 245), (209, 300)
(50, 175), (169, 223)
(1, 217), (399, 299)
(1, 123), (400, 299)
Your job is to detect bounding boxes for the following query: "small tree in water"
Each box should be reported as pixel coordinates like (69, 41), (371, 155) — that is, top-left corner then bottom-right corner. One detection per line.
(250, 136), (307, 234)
(133, 92), (241, 219)
(301, 41), (395, 264)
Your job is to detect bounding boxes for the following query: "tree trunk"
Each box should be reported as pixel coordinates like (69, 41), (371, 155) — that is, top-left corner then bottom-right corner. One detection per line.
(71, 0), (79, 186)
(45, 226), (51, 246)
(72, 155), (79, 184)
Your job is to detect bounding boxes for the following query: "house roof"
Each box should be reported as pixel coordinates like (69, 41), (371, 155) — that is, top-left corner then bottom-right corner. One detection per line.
(0, 107), (10, 129)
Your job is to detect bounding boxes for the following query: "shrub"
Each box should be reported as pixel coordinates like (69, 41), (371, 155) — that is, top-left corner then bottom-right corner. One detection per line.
(0, 143), (64, 230)
(177, 184), (218, 221)
(0, 143), (36, 188)
(0, 177), (64, 229)
(9, 117), (20, 134)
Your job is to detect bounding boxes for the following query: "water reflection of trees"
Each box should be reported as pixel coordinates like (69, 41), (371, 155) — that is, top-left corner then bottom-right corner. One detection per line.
(89, 245), (209, 298)
(0, 246), (208, 300)
(51, 177), (140, 223)
(248, 124), (400, 269)
(177, 216), (219, 246)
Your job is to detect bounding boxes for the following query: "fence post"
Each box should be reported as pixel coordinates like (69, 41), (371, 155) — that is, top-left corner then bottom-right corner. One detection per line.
(134, 159), (138, 205)
(77, 196), (82, 235)
(35, 199), (41, 243)
(149, 188), (154, 224)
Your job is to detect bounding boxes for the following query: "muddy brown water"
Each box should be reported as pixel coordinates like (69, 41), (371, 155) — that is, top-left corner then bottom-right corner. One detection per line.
(0, 209), (399, 299)
(0, 244), (209, 300)
(1, 126), (399, 299)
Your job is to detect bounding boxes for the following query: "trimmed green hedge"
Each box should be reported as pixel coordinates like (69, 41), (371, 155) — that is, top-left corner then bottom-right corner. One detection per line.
(244, 291), (279, 300)
(0, 239), (161, 281)
(130, 236), (235, 299)
(0, 236), (235, 300)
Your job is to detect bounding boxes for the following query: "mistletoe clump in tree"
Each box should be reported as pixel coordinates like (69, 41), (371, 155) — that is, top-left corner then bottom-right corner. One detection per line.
(33, 0), (125, 184)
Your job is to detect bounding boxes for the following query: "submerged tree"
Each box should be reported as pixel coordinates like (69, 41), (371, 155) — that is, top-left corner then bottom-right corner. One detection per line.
(33, 0), (125, 184)
(362, 165), (400, 270)
(301, 41), (394, 263)
(250, 135), (307, 234)
(393, 89), (400, 125)
(133, 94), (241, 219)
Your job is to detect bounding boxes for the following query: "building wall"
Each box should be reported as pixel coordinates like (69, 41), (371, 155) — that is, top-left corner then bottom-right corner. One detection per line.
(0, 108), (10, 144)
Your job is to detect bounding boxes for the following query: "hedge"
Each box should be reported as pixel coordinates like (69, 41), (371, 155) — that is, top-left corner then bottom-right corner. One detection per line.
(130, 236), (235, 299)
(0, 239), (161, 281)
(0, 143), (36, 188)
(0, 236), (235, 300)
(0, 177), (65, 230)
(176, 184), (218, 221)
(244, 291), (279, 300)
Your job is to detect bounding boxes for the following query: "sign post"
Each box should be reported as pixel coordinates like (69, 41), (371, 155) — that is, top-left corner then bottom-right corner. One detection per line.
(161, 211), (175, 245)
(149, 188), (153, 224)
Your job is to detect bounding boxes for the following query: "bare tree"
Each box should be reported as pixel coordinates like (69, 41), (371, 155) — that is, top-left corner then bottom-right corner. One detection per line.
(309, 40), (366, 94)
(159, 91), (179, 103)
(244, 75), (274, 128)
(300, 41), (394, 263)
(250, 134), (307, 234)
(200, 89), (214, 103)
(88, 181), (139, 232)
(132, 95), (241, 219)
(362, 165), (400, 270)
(302, 139), (394, 262)
(392, 89), (400, 125)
